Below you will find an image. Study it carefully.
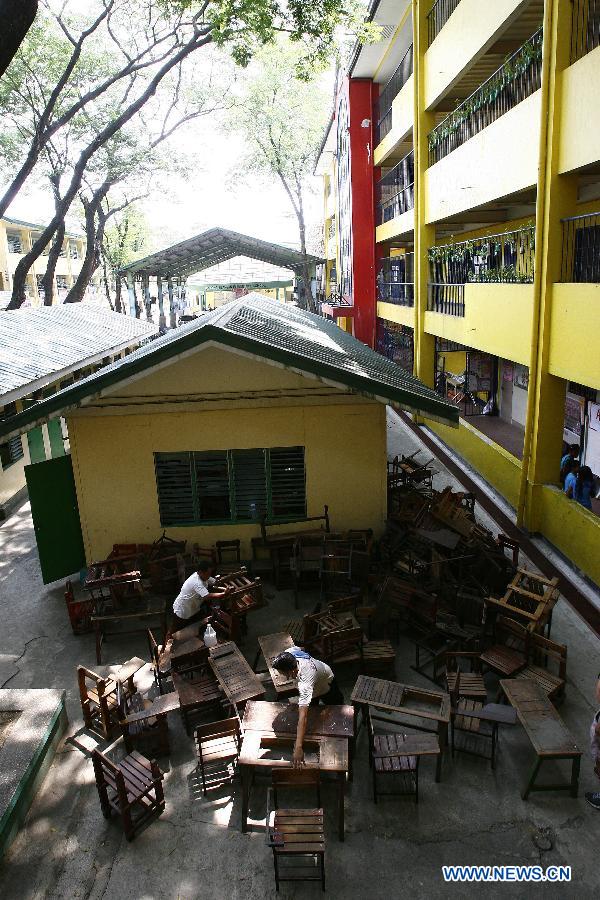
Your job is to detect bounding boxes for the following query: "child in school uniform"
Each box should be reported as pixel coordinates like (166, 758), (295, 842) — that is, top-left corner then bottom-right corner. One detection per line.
(586, 673), (600, 809)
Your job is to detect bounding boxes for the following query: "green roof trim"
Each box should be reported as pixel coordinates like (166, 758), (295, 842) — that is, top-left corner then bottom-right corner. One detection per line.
(0, 294), (458, 439)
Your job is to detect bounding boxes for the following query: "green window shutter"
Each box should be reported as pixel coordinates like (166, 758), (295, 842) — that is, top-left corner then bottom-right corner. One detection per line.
(269, 446), (306, 520)
(231, 449), (267, 521)
(27, 427), (46, 464)
(193, 451), (231, 521)
(47, 418), (66, 458)
(154, 452), (195, 526)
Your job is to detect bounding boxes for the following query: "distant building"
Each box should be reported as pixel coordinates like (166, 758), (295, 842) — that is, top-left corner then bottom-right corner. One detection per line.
(0, 216), (97, 307)
(0, 306), (157, 519)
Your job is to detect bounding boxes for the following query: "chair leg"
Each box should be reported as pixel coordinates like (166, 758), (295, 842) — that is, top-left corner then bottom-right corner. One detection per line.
(320, 851), (326, 891)
(415, 759), (420, 805)
(273, 850), (280, 892)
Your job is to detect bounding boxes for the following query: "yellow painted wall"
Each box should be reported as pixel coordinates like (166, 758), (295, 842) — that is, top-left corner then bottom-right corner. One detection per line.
(532, 485), (600, 587)
(67, 350), (388, 562)
(376, 208), (415, 244)
(0, 436), (30, 508)
(424, 0), (528, 108)
(424, 284), (534, 365)
(374, 76), (414, 166)
(430, 416), (522, 507)
(377, 301), (415, 329)
(548, 283), (600, 389)
(559, 45), (600, 175)
(425, 91), (541, 223)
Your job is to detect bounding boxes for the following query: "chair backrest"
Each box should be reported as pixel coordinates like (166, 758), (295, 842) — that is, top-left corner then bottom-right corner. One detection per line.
(328, 596), (355, 614)
(147, 628), (162, 668)
(495, 615), (527, 651)
(77, 664), (107, 700)
(448, 668), (461, 709)
(320, 626), (363, 662)
(216, 540), (241, 563)
(272, 767), (320, 791)
(211, 607), (241, 643)
(92, 748), (121, 786)
(194, 716), (241, 752)
(527, 632), (567, 679)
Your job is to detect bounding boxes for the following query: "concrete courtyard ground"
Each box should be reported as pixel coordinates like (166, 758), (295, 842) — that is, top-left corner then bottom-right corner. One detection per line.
(0, 410), (599, 899)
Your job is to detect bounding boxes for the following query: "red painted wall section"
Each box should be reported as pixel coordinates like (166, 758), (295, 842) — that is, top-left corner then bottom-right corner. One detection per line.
(348, 79), (377, 348)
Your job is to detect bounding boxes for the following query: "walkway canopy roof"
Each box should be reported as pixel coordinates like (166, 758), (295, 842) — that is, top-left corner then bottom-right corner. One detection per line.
(119, 227), (324, 280)
(0, 294), (459, 439)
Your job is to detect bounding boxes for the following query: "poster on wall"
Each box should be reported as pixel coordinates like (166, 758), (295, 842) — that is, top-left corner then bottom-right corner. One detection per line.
(584, 402), (600, 475)
(467, 353), (493, 392)
(563, 392), (585, 444)
(513, 365), (529, 390)
(503, 361), (514, 382)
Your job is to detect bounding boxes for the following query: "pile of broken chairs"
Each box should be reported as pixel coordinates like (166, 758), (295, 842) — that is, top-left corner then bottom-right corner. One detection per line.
(378, 463), (567, 698)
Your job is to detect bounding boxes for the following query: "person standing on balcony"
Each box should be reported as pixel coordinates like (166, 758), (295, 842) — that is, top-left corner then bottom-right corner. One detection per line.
(575, 465), (595, 510)
(560, 444), (580, 484)
(563, 459), (580, 499)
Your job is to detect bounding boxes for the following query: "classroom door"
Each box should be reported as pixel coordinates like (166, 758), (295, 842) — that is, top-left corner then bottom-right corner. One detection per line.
(25, 454), (86, 584)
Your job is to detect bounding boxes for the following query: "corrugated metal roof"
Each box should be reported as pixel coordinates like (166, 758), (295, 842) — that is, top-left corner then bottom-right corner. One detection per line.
(0, 294), (458, 435)
(0, 305), (158, 401)
(119, 227), (324, 279)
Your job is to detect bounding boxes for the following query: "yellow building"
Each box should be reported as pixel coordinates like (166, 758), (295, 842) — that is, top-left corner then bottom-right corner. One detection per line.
(0, 306), (157, 520)
(316, 0), (600, 587)
(0, 294), (456, 580)
(0, 216), (90, 306)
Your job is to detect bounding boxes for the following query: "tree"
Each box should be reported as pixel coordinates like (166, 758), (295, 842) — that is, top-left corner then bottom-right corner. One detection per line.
(0, 0), (38, 78)
(1, 0), (372, 309)
(226, 45), (330, 311)
(100, 205), (150, 312)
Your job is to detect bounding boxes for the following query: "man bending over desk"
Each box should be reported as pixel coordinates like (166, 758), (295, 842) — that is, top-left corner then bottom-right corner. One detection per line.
(166, 559), (230, 641)
(272, 647), (344, 767)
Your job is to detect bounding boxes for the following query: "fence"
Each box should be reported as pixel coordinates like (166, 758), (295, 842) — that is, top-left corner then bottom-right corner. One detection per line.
(376, 150), (414, 225)
(427, 0), (462, 45)
(427, 283), (465, 317)
(561, 211), (600, 282)
(375, 45), (413, 144)
(571, 0), (600, 62)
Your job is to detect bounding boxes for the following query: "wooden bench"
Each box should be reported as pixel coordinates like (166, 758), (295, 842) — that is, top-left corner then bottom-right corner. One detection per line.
(209, 641), (266, 713)
(500, 678), (581, 799)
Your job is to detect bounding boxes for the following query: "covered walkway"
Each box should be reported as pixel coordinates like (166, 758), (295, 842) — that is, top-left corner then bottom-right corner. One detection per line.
(119, 227), (324, 327)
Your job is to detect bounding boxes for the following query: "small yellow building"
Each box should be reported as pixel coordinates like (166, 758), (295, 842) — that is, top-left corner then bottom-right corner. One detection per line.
(0, 294), (456, 580)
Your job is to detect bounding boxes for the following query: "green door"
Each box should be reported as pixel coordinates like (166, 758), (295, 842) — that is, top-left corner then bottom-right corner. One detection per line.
(25, 454), (86, 584)
(27, 427), (46, 464)
(47, 418), (66, 458)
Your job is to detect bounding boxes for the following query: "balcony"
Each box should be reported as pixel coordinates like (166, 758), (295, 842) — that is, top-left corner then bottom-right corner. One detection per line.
(376, 151), (415, 243)
(549, 211), (600, 387)
(427, 0), (463, 46)
(376, 254), (414, 327)
(428, 29), (542, 166)
(375, 46), (413, 147)
(560, 35), (600, 173)
(425, 227), (535, 362)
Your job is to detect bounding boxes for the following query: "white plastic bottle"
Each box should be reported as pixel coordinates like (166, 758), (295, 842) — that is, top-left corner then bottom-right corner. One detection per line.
(203, 623), (218, 648)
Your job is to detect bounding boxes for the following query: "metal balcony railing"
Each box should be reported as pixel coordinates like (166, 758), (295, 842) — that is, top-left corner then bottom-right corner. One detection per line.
(561, 211), (600, 282)
(376, 150), (415, 225)
(427, 226), (536, 316)
(427, 0), (462, 45)
(377, 255), (414, 306)
(571, 0), (600, 62)
(428, 28), (543, 165)
(375, 45), (413, 144)
(427, 284), (465, 316)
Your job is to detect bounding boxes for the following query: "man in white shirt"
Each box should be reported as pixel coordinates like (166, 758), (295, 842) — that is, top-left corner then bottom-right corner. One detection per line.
(167, 559), (229, 639)
(272, 647), (344, 767)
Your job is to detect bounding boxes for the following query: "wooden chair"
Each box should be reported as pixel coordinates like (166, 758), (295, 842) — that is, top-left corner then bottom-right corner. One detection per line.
(92, 749), (164, 841)
(267, 769), (325, 892)
(366, 709), (417, 804)
(147, 628), (170, 695)
(480, 616), (527, 678)
(172, 669), (224, 735)
(361, 639), (396, 678)
(437, 651), (487, 703)
(210, 606), (242, 644)
(306, 625), (364, 666)
(120, 691), (170, 757)
(215, 539), (242, 574)
(64, 579), (94, 635)
(514, 632), (567, 700)
(78, 665), (134, 739)
(449, 672), (496, 769)
(194, 717), (241, 796)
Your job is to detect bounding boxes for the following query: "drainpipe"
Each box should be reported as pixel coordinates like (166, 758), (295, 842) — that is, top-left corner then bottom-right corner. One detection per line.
(516, 0), (555, 529)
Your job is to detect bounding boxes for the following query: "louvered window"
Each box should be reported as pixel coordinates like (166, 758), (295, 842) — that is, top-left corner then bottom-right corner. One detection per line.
(154, 446), (306, 526)
(0, 404), (24, 469)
